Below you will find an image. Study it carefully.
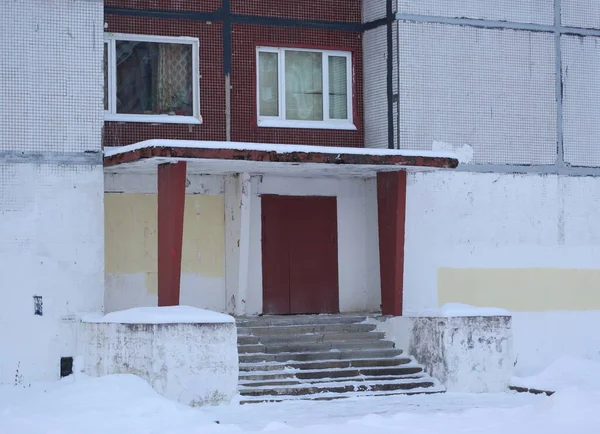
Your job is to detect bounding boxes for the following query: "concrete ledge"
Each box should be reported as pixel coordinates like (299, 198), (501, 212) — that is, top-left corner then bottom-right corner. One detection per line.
(79, 307), (238, 406)
(372, 315), (514, 393)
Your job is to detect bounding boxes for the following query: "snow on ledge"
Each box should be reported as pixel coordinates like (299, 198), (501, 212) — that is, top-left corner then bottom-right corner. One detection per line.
(104, 139), (458, 160)
(82, 306), (235, 324)
(412, 303), (512, 317)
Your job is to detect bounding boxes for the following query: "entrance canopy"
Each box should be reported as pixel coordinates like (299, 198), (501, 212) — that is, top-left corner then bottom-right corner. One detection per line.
(104, 140), (458, 316)
(104, 140), (459, 176)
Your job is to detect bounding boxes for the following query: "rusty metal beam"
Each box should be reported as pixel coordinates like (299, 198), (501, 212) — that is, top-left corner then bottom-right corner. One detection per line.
(104, 146), (459, 170)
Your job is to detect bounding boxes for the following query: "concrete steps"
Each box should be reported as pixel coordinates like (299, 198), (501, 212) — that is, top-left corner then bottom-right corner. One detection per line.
(235, 314), (443, 403)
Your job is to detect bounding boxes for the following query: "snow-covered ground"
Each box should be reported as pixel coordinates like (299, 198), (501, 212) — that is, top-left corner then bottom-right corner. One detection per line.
(1, 370), (600, 434)
(510, 356), (600, 393)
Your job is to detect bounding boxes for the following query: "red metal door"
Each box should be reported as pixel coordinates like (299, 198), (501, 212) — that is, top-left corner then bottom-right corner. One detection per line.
(261, 195), (339, 315)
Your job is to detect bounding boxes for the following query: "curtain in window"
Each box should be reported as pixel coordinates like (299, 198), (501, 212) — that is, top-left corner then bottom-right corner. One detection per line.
(258, 52), (279, 116)
(158, 43), (193, 115)
(115, 40), (150, 114)
(285, 51), (323, 121)
(328, 56), (348, 120)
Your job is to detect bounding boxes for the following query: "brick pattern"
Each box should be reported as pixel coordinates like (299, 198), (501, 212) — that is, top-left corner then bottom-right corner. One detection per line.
(103, 4), (364, 149)
(104, 0), (221, 12)
(231, 24), (363, 148)
(232, 0), (361, 23)
(103, 14), (226, 147)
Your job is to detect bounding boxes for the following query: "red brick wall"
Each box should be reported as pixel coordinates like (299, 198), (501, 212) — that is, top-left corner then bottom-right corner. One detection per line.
(104, 0), (220, 12)
(231, 0), (361, 23)
(231, 24), (363, 148)
(103, 2), (364, 148)
(103, 14), (226, 147)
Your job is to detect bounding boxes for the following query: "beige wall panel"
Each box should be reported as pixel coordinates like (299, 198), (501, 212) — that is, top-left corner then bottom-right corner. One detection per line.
(438, 267), (600, 312)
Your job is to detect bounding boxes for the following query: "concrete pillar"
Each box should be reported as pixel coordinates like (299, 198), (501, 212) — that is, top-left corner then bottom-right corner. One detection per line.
(377, 171), (407, 316)
(157, 162), (187, 306)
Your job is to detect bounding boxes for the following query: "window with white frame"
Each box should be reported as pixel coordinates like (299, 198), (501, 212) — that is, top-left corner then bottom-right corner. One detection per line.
(104, 34), (200, 124)
(256, 47), (354, 129)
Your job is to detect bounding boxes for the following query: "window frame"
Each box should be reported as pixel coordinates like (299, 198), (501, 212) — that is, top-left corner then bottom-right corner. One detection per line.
(256, 46), (355, 130)
(104, 33), (201, 125)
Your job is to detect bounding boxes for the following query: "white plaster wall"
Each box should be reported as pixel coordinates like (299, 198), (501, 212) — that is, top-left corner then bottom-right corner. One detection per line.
(397, 0), (554, 25)
(104, 173), (225, 195)
(80, 321), (238, 406)
(104, 274), (226, 313)
(0, 165), (105, 385)
(397, 22), (556, 165)
(561, 35), (600, 167)
(245, 175), (381, 315)
(0, 0), (104, 385)
(403, 170), (600, 374)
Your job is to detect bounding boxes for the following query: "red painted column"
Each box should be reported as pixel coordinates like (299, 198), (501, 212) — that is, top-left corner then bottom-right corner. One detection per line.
(377, 171), (407, 316)
(157, 162), (187, 307)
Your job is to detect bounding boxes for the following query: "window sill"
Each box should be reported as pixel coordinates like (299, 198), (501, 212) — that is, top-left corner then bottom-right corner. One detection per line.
(257, 119), (357, 130)
(104, 113), (202, 125)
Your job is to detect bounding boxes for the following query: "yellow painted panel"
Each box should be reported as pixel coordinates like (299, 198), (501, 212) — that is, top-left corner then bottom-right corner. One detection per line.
(105, 193), (225, 279)
(105, 194), (157, 274)
(438, 268), (600, 312)
(181, 195), (225, 277)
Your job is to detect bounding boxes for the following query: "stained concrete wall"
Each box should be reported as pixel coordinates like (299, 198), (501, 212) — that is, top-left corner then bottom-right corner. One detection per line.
(80, 319), (238, 406)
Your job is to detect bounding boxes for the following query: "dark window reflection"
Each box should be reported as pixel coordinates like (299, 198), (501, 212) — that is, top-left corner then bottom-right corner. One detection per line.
(115, 41), (193, 116)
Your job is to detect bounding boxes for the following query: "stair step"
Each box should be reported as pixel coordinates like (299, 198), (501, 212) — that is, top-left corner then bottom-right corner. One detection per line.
(236, 315), (368, 328)
(240, 348), (403, 364)
(239, 365), (423, 381)
(239, 379), (436, 397)
(252, 332), (386, 344)
(261, 340), (395, 354)
(237, 323), (377, 335)
(240, 356), (413, 372)
(240, 373), (427, 388)
(238, 335), (260, 345)
(238, 344), (266, 354)
(239, 388), (445, 404)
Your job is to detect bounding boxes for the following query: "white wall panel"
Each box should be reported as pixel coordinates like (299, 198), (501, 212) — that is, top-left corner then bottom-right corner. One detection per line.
(398, 22), (556, 165)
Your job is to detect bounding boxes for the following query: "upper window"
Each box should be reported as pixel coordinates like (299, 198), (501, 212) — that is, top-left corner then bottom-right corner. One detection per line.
(256, 47), (355, 130)
(104, 34), (201, 124)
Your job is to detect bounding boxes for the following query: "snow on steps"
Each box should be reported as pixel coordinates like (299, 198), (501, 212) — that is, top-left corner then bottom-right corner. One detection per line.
(235, 314), (444, 403)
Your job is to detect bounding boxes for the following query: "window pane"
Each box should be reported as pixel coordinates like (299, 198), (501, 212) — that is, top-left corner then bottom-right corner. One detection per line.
(328, 56), (348, 120)
(285, 51), (323, 121)
(115, 41), (193, 116)
(104, 43), (108, 110)
(258, 51), (279, 117)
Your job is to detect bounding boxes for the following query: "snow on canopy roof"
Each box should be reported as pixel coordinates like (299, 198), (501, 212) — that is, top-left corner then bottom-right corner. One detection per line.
(104, 139), (458, 159)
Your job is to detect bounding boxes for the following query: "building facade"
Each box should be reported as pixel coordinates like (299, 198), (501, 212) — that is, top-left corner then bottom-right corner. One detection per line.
(363, 0), (600, 375)
(3, 0), (600, 387)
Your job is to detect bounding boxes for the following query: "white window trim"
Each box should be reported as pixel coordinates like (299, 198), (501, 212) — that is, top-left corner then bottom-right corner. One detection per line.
(104, 33), (201, 125)
(256, 46), (355, 130)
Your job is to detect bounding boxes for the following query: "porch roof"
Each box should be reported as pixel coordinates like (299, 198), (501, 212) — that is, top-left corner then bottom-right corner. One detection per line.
(104, 140), (459, 177)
